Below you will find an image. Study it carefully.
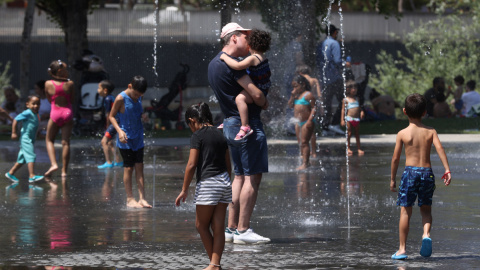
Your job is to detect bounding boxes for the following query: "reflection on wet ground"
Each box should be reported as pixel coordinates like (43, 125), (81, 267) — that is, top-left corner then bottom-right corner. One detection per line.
(0, 139), (479, 269)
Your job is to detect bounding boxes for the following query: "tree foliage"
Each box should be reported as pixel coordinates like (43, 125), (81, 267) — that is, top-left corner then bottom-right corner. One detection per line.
(371, 1), (480, 104)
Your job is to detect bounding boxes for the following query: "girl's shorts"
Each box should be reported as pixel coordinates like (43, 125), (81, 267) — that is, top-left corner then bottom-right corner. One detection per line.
(194, 172), (232, 205)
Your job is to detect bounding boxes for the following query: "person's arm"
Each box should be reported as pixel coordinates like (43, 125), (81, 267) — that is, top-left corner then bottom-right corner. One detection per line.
(306, 92), (316, 122)
(432, 130), (451, 186)
(340, 98), (346, 127)
(11, 119), (18, 140)
(288, 91), (296, 109)
(220, 54), (257, 70)
(0, 108), (13, 122)
(237, 75), (265, 107)
(313, 78), (322, 99)
(109, 94), (127, 143)
(66, 81), (75, 108)
(175, 148), (199, 206)
(390, 133), (404, 192)
(225, 148), (232, 176)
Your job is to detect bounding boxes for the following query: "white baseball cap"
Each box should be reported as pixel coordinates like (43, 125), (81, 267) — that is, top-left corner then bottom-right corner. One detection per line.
(220, 22), (251, 38)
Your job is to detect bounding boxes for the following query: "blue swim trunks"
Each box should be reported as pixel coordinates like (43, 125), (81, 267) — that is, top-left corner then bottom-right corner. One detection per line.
(397, 166), (436, 207)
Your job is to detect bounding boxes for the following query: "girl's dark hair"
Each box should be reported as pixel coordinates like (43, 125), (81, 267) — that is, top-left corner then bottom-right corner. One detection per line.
(100, 80), (115, 94)
(185, 102), (213, 125)
(25, 95), (40, 108)
(48, 59), (67, 79)
(454, 75), (464, 85)
(292, 74), (311, 91)
(131, 76), (147, 93)
(404, 93), (427, 119)
(247, 29), (271, 53)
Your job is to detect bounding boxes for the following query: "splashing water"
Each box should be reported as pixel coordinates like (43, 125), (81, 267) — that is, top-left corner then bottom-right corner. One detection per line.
(152, 0), (159, 77)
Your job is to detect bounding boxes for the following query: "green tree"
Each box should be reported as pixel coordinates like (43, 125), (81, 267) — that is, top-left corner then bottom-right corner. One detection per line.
(34, 0), (100, 105)
(371, 1), (480, 106)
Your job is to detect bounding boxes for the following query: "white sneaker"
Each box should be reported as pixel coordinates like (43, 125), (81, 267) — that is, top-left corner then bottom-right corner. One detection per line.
(225, 228), (234, 242)
(233, 228), (270, 244)
(328, 124), (344, 135)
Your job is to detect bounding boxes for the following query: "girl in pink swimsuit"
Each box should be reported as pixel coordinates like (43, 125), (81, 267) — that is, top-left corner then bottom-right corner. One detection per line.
(44, 60), (75, 177)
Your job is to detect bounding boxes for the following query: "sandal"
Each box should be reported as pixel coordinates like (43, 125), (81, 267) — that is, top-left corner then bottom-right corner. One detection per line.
(209, 263), (221, 269)
(234, 125), (253, 141)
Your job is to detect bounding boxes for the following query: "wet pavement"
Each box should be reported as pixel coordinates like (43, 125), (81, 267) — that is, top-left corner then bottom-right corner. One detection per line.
(0, 136), (479, 269)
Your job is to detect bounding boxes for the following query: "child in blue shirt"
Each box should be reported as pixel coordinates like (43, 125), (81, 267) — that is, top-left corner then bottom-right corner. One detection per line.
(5, 95), (44, 183)
(97, 80), (123, 168)
(109, 76), (151, 208)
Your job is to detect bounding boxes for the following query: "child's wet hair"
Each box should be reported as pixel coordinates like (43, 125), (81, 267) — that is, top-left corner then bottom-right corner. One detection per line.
(26, 95), (40, 102)
(100, 80), (115, 95)
(454, 75), (464, 85)
(185, 102), (213, 126)
(292, 74), (311, 91)
(131, 76), (147, 93)
(247, 29), (271, 53)
(404, 93), (426, 119)
(295, 65), (312, 75)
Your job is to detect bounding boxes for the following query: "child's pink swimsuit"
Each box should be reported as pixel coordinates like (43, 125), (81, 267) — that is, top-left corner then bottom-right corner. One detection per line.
(50, 80), (73, 127)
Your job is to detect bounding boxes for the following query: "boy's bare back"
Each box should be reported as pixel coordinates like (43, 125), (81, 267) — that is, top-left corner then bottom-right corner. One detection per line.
(396, 123), (437, 168)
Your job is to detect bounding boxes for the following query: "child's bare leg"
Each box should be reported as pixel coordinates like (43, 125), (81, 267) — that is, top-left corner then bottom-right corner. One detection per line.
(236, 90), (253, 127)
(114, 146), (122, 163)
(420, 205), (432, 238)
(197, 203), (228, 270)
(45, 119), (59, 176)
(124, 166), (141, 208)
(297, 123), (314, 170)
(354, 125), (364, 155)
(8, 162), (23, 176)
(310, 125), (317, 158)
(101, 136), (113, 164)
(346, 122), (353, 156)
(27, 162), (35, 178)
(60, 121), (73, 176)
(397, 206), (412, 255)
(135, 163), (152, 208)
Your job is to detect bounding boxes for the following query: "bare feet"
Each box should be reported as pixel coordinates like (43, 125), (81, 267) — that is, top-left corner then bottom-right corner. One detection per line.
(44, 165), (58, 176)
(358, 149), (365, 156)
(138, 199), (152, 208)
(311, 152), (317, 158)
(296, 163), (310, 171)
(347, 148), (353, 156)
(126, 198), (143, 208)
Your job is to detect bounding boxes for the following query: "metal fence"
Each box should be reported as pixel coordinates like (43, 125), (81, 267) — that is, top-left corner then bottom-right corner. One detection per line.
(0, 7), (444, 43)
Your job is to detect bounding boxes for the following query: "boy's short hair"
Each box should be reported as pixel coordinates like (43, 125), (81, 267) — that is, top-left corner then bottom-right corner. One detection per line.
(100, 80), (115, 95)
(131, 76), (147, 93)
(295, 65), (312, 75)
(466, 80), (476, 91)
(404, 93), (427, 119)
(454, 75), (464, 85)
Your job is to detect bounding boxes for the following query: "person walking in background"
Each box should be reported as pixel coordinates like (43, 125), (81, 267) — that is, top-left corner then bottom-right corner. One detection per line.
(390, 93), (451, 260)
(44, 60), (74, 177)
(175, 103), (232, 270)
(5, 95), (44, 183)
(208, 22), (270, 244)
(316, 24), (344, 135)
(288, 75), (316, 170)
(109, 76), (151, 208)
(0, 86), (22, 124)
(97, 80), (123, 169)
(220, 28), (271, 141)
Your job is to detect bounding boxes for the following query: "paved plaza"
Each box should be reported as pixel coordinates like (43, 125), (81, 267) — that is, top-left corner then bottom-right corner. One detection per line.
(0, 135), (479, 269)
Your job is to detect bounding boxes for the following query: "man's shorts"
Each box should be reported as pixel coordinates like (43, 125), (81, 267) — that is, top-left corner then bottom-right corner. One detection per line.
(119, 147), (144, 167)
(105, 124), (117, 140)
(223, 117), (268, 176)
(397, 166), (436, 207)
(194, 172), (232, 205)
